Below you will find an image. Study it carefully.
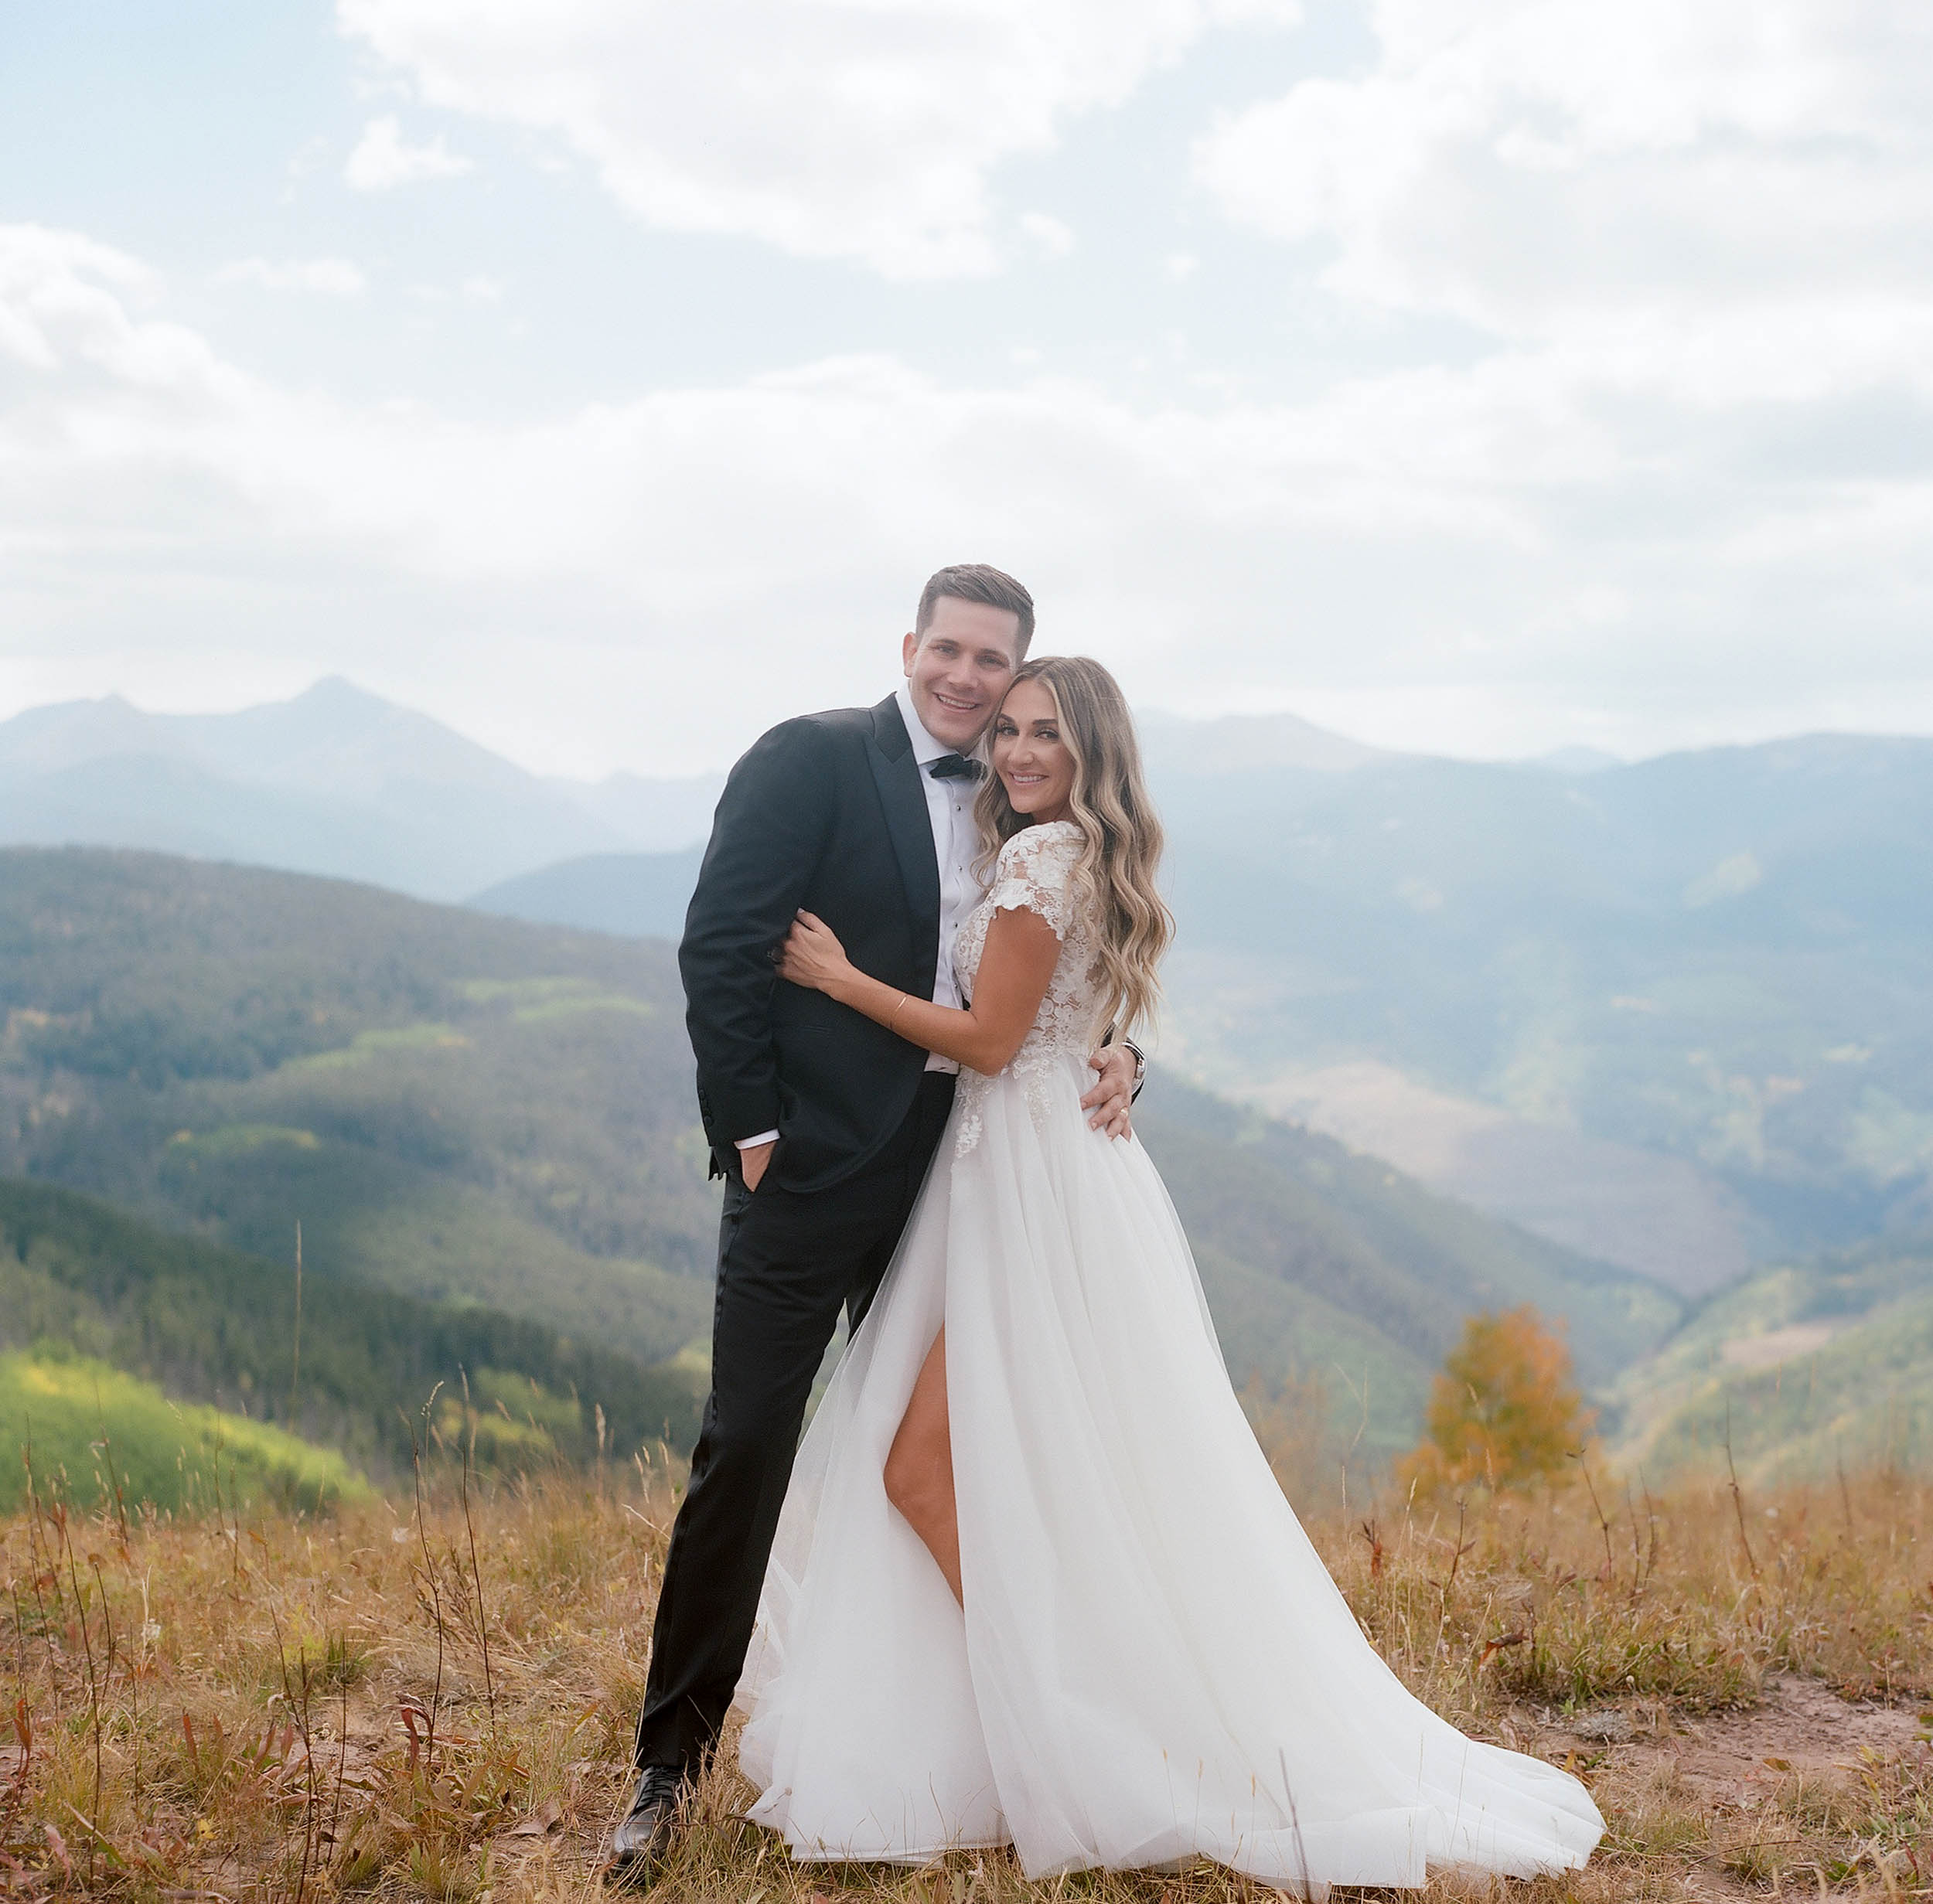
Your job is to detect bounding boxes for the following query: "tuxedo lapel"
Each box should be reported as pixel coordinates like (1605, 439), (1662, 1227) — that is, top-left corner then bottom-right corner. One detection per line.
(864, 695), (942, 994)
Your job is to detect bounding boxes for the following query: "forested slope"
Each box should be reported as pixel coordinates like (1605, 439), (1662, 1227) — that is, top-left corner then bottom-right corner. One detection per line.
(0, 847), (1679, 1460)
(0, 1177), (705, 1480)
(1137, 1078), (1680, 1455)
(1613, 1229), (1933, 1486)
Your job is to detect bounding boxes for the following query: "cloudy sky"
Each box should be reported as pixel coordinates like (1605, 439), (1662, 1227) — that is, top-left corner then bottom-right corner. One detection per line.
(2, 0), (1930, 776)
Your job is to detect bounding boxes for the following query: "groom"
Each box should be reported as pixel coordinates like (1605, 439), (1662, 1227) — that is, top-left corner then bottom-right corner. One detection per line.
(609, 564), (1142, 1876)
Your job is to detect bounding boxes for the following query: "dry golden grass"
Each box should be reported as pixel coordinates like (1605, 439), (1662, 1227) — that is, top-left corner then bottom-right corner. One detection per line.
(5, 1446), (1933, 1900)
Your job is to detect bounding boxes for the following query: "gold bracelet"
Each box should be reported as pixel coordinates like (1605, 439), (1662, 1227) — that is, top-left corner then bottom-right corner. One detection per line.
(889, 992), (912, 1027)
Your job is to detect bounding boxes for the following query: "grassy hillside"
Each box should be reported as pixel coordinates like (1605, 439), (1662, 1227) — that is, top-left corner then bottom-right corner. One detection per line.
(0, 847), (1680, 1461)
(0, 1347), (369, 1514)
(0, 1177), (705, 1478)
(1139, 1077), (1682, 1458)
(1612, 1230), (1933, 1487)
(0, 847), (716, 1368)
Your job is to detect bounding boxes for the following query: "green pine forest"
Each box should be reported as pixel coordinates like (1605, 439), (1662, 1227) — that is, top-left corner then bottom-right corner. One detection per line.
(0, 1174), (707, 1510)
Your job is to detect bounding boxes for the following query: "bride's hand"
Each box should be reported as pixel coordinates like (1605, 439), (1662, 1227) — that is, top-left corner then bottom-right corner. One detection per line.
(778, 910), (854, 994)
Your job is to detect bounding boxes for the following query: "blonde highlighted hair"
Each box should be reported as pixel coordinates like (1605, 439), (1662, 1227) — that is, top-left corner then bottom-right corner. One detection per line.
(973, 656), (1174, 1039)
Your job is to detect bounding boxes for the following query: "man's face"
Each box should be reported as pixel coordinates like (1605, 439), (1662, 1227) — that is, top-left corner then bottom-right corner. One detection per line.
(901, 597), (1023, 752)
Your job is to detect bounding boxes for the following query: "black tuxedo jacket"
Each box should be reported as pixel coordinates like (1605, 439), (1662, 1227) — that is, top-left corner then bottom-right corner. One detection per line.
(680, 694), (945, 1194)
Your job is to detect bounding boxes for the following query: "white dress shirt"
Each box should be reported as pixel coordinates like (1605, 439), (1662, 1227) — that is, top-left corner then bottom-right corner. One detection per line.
(735, 682), (978, 1150)
(895, 680), (977, 1073)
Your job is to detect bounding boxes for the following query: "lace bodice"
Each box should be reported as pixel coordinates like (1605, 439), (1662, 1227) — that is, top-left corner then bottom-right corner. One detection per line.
(952, 821), (1107, 1153)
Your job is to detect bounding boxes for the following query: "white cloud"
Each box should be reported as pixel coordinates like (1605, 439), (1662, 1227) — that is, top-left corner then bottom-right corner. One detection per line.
(1018, 212), (1075, 259)
(215, 257), (369, 297)
(4, 220), (1933, 775)
(343, 114), (472, 190)
(1176, 0), (1933, 754)
(1195, 0), (1933, 350)
(0, 225), (227, 389)
(335, 0), (1300, 278)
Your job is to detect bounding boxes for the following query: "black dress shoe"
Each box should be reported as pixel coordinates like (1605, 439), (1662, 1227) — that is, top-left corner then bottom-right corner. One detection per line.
(605, 1763), (690, 1885)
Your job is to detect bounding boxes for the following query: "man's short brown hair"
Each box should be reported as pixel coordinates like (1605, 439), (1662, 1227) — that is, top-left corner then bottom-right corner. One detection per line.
(915, 564), (1035, 657)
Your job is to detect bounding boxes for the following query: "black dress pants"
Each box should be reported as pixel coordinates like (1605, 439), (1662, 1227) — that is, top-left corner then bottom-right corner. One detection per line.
(633, 1071), (957, 1772)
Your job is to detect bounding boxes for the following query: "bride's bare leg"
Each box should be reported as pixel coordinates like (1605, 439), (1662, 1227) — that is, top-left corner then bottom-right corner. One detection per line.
(883, 1327), (962, 1604)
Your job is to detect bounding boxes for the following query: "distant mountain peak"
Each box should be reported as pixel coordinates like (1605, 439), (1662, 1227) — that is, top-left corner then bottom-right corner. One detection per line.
(0, 678), (722, 899)
(1523, 744), (1624, 775)
(289, 674), (391, 710)
(1137, 707), (1396, 775)
(0, 691), (159, 772)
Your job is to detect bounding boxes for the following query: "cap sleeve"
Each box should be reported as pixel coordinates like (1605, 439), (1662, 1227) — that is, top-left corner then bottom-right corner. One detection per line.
(986, 822), (1084, 941)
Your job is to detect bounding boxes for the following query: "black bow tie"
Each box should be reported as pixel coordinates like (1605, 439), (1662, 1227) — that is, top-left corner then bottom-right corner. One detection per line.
(928, 754), (985, 782)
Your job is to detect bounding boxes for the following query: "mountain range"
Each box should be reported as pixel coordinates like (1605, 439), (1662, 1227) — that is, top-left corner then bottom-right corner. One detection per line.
(6, 833), (1931, 1493)
(0, 680), (1490, 897)
(0, 678), (722, 900)
(479, 725), (1933, 1295)
(1159, 734), (1933, 1284)
(9, 680), (1933, 1303)
(0, 846), (1679, 1473)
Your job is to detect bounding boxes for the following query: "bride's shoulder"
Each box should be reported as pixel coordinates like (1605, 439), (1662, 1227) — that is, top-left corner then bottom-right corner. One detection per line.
(987, 823), (1086, 936)
(997, 816), (1090, 877)
(994, 819), (1083, 870)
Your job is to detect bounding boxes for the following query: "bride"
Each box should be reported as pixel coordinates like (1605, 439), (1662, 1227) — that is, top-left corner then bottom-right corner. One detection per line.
(737, 656), (1602, 1895)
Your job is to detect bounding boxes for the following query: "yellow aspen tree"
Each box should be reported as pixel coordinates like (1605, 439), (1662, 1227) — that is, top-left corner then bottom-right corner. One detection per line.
(1397, 1305), (1594, 1499)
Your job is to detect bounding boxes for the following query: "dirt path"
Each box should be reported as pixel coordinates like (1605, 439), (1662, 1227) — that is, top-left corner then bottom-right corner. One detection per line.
(1534, 1674), (1929, 1898)
(1547, 1672), (1921, 1799)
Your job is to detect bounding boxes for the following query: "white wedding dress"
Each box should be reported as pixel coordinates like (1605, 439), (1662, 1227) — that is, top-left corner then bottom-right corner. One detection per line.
(735, 822), (1602, 1896)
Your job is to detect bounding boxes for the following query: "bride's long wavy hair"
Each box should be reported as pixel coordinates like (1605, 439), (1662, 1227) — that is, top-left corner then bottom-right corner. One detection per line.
(973, 656), (1174, 1039)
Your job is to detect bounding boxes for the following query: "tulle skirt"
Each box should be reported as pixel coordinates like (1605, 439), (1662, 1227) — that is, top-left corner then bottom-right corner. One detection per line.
(735, 1055), (1602, 1895)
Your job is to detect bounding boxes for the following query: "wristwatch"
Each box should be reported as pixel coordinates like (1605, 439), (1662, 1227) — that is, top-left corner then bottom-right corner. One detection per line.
(1123, 1037), (1147, 1101)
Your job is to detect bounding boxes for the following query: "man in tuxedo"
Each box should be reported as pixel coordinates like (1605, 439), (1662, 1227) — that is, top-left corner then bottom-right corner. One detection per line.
(609, 564), (1143, 1877)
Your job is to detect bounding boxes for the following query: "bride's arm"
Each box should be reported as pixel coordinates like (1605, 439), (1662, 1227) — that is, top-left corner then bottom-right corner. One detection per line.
(777, 907), (1059, 1076)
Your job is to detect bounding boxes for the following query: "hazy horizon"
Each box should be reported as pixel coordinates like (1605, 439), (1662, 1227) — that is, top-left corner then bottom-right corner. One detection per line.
(15, 668), (1933, 786)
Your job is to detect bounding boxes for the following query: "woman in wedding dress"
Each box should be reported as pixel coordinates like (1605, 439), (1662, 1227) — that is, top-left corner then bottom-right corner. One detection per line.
(735, 656), (1602, 1895)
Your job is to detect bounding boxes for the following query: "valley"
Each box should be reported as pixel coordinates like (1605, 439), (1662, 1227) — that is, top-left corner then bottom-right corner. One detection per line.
(9, 678), (1933, 1494)
(0, 846), (1676, 1478)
